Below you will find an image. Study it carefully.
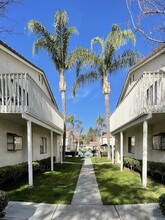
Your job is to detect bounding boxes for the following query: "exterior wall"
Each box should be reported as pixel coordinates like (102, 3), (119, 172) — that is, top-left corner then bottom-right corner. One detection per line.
(115, 120), (165, 163)
(123, 53), (165, 100)
(32, 124), (51, 161)
(0, 48), (53, 102)
(0, 118), (27, 166)
(0, 117), (59, 167)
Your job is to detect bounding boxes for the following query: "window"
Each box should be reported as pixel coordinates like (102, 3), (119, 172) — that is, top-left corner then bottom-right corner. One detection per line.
(128, 136), (135, 154)
(154, 81), (157, 105)
(40, 137), (47, 154)
(132, 74), (134, 82)
(7, 133), (23, 151)
(153, 133), (165, 150)
(147, 82), (158, 106)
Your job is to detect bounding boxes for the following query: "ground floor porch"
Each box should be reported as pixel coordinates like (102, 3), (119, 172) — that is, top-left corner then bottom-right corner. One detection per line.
(112, 113), (165, 187)
(0, 113), (63, 187)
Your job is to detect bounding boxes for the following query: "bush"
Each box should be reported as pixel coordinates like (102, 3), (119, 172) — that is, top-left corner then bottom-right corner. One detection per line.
(0, 190), (8, 217)
(159, 194), (165, 216)
(0, 157), (53, 189)
(101, 151), (108, 157)
(123, 156), (165, 183)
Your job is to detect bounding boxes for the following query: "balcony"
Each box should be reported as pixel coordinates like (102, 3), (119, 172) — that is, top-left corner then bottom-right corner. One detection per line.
(110, 69), (165, 133)
(0, 73), (64, 131)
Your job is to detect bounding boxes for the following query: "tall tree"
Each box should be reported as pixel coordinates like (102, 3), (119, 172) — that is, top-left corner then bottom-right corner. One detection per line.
(69, 24), (141, 159)
(27, 10), (78, 159)
(74, 119), (83, 154)
(126, 0), (165, 43)
(96, 115), (105, 157)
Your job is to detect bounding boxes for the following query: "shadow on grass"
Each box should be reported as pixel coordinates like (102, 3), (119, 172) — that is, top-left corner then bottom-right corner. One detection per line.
(64, 157), (84, 163)
(6, 163), (82, 204)
(93, 164), (165, 205)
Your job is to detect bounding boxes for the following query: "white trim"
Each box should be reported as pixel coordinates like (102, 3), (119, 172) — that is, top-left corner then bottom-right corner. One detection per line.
(120, 131), (123, 171)
(27, 120), (33, 187)
(22, 112), (63, 135)
(142, 120), (148, 188)
(50, 130), (54, 171)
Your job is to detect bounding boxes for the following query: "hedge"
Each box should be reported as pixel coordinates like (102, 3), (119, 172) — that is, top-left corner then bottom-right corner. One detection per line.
(0, 190), (8, 217)
(123, 156), (165, 183)
(0, 157), (53, 189)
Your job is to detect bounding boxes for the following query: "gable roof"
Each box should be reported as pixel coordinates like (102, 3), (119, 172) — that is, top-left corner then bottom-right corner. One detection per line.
(0, 40), (59, 109)
(117, 43), (165, 106)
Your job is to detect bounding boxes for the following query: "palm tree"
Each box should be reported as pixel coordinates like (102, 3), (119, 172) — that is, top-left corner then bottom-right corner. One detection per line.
(66, 114), (75, 152)
(69, 24), (141, 159)
(27, 10), (78, 158)
(74, 119), (83, 154)
(96, 115), (105, 157)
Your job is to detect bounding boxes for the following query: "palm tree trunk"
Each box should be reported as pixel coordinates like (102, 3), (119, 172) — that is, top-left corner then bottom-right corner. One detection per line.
(59, 71), (66, 159)
(104, 93), (111, 160)
(97, 135), (101, 157)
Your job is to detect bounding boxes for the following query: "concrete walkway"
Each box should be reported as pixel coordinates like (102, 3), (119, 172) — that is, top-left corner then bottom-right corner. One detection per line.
(2, 158), (165, 220)
(71, 157), (102, 205)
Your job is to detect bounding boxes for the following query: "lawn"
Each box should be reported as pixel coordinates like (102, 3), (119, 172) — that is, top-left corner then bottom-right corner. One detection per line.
(64, 157), (84, 163)
(91, 157), (112, 163)
(7, 163), (82, 204)
(93, 163), (165, 205)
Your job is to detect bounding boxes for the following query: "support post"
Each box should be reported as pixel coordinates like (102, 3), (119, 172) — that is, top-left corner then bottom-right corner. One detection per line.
(112, 137), (115, 164)
(120, 131), (123, 171)
(142, 120), (148, 188)
(27, 120), (33, 187)
(50, 130), (54, 171)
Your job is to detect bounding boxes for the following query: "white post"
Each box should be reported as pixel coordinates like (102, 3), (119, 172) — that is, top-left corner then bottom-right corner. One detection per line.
(120, 131), (123, 171)
(27, 120), (33, 187)
(61, 145), (63, 164)
(142, 120), (148, 188)
(57, 136), (63, 164)
(112, 137), (115, 164)
(50, 130), (54, 171)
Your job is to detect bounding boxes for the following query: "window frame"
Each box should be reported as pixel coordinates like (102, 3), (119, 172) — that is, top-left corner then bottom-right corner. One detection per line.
(128, 136), (135, 154)
(153, 133), (165, 150)
(7, 133), (23, 151)
(40, 137), (47, 154)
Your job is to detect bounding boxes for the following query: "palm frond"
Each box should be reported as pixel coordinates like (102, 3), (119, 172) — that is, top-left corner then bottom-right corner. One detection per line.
(91, 37), (105, 53)
(106, 24), (136, 50)
(72, 71), (100, 96)
(53, 10), (78, 70)
(67, 48), (100, 74)
(109, 50), (142, 73)
(27, 20), (51, 40)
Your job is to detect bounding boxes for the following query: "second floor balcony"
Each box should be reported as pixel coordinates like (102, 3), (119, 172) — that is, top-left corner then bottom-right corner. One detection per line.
(0, 73), (64, 131)
(110, 68), (165, 133)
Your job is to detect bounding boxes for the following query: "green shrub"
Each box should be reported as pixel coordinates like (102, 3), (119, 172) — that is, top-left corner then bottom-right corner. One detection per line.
(159, 194), (165, 216)
(123, 156), (165, 183)
(0, 157), (52, 189)
(101, 152), (107, 157)
(0, 190), (8, 217)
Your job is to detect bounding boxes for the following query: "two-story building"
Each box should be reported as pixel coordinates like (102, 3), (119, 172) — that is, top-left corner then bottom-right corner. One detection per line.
(0, 41), (64, 186)
(110, 44), (165, 187)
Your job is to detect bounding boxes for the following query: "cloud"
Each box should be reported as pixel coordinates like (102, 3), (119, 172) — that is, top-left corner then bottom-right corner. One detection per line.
(67, 88), (90, 102)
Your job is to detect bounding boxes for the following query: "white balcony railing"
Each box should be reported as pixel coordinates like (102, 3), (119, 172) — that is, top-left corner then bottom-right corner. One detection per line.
(0, 73), (64, 131)
(110, 69), (165, 133)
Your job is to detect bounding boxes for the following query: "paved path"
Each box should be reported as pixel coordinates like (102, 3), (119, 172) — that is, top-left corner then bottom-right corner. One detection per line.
(2, 158), (165, 220)
(71, 157), (103, 205)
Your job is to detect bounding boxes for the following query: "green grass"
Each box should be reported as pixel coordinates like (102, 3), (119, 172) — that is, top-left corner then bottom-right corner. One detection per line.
(7, 163), (82, 204)
(91, 157), (112, 163)
(64, 157), (84, 163)
(93, 164), (165, 205)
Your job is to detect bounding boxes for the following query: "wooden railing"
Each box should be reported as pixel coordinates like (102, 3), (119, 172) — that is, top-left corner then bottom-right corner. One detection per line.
(110, 69), (165, 132)
(0, 73), (64, 130)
